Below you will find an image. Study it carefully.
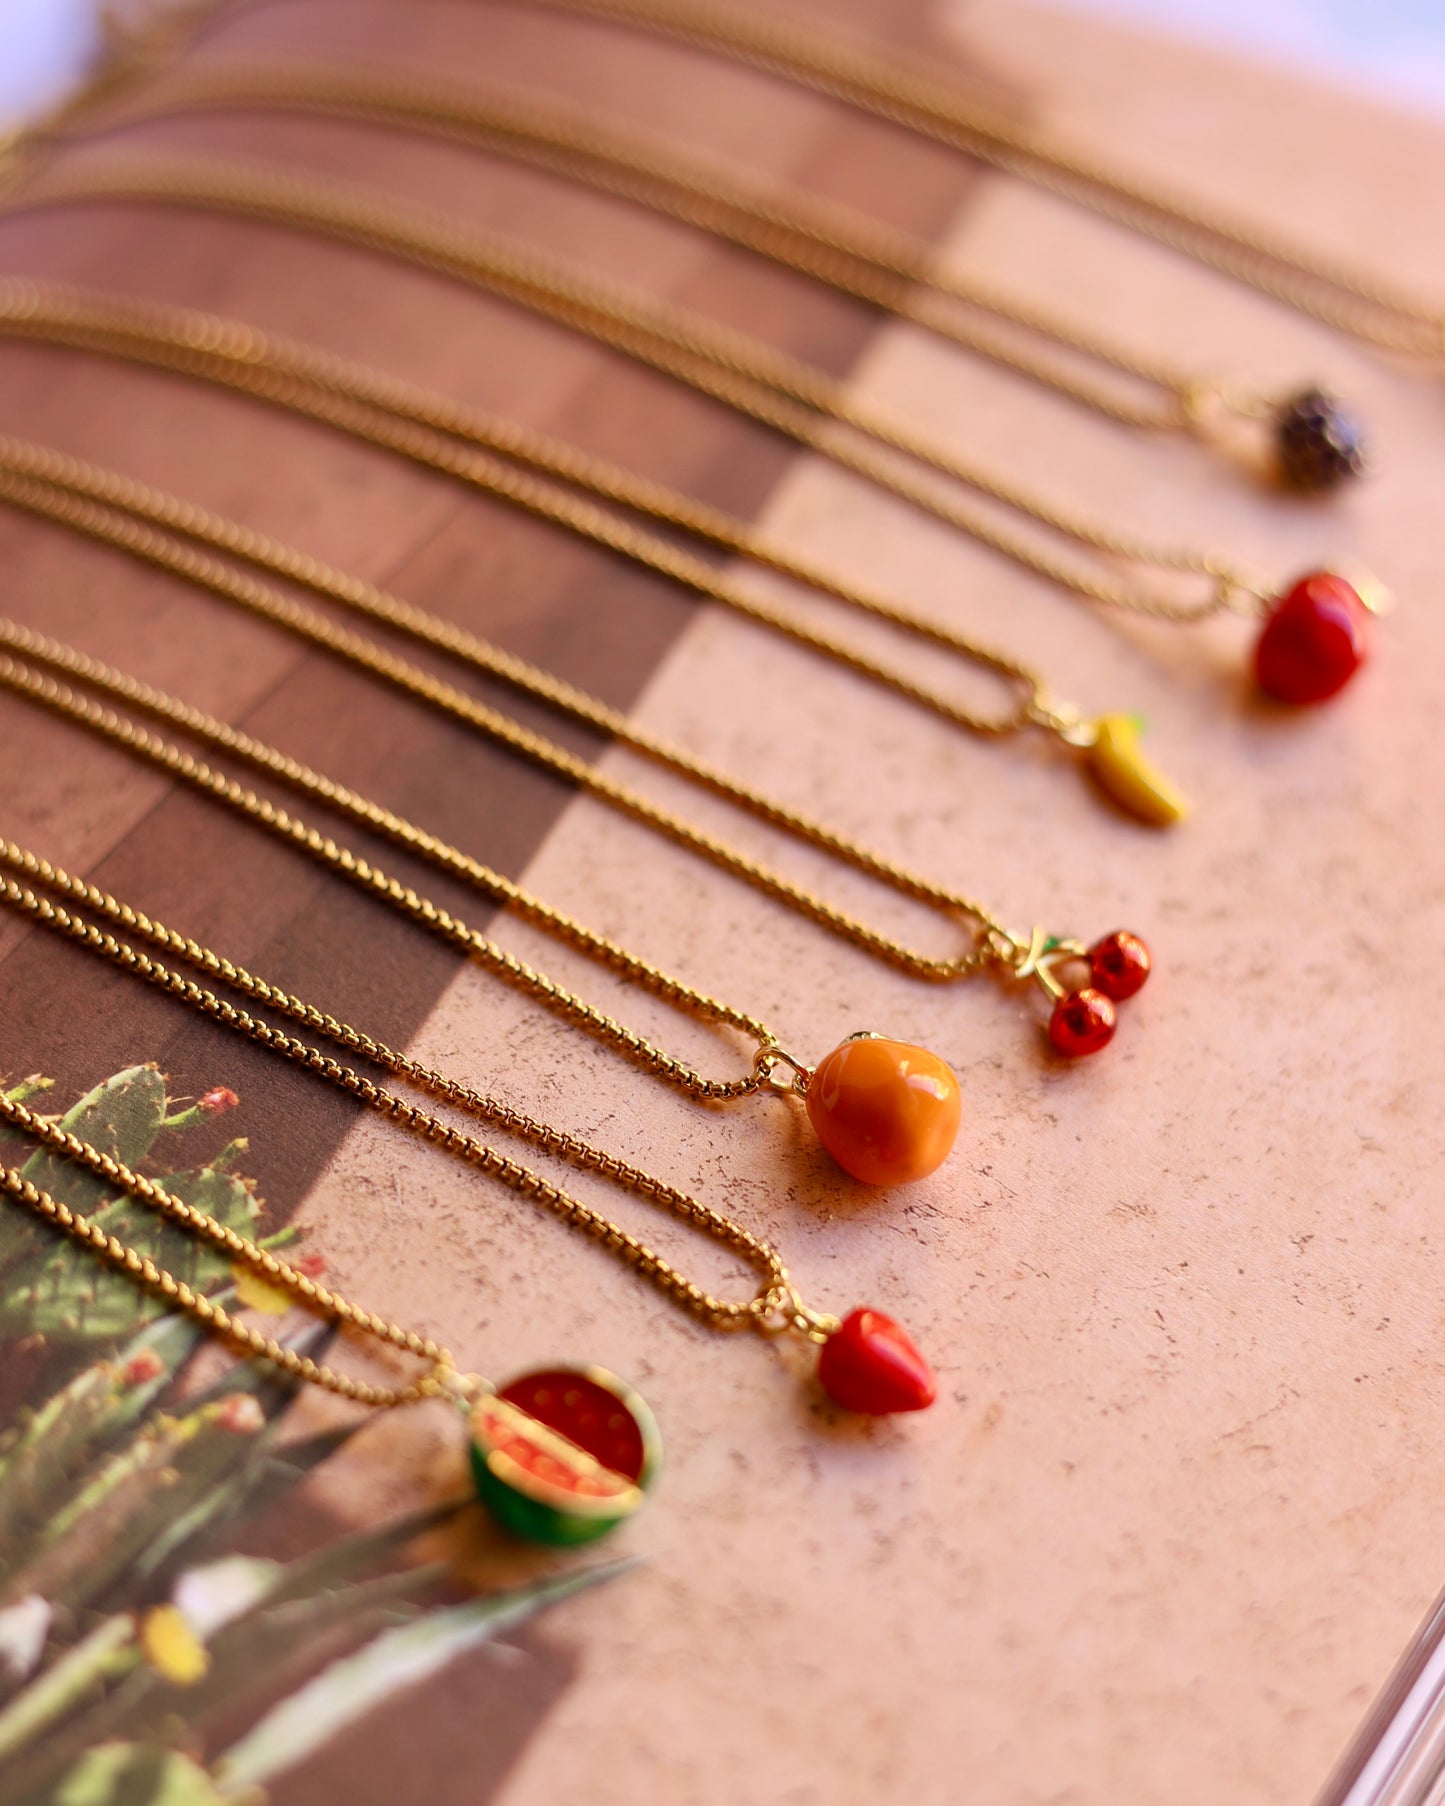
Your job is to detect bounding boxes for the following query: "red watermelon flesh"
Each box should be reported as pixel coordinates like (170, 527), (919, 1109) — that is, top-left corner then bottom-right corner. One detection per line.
(497, 1369), (649, 1483)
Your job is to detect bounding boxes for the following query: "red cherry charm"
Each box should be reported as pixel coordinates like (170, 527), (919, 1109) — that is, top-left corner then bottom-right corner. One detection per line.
(1048, 988), (1117, 1057)
(1089, 930), (1151, 1002)
(817, 1308), (936, 1415)
(1255, 572), (1369, 705)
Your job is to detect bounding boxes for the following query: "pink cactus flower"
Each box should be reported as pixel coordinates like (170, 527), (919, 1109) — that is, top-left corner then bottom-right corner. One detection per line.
(214, 1394), (266, 1435)
(122, 1349), (165, 1387)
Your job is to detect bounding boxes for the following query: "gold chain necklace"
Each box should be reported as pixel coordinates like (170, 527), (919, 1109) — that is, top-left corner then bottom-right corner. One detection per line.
(0, 640), (982, 1181)
(0, 337), (1091, 766)
(0, 855), (943, 1438)
(0, 1104), (662, 1545)
(517, 0), (1445, 359)
(17, 56), (1367, 486)
(0, 159), (1381, 714)
(0, 283), (1199, 822)
(1, 1123), (657, 1554)
(0, 162), (1243, 608)
(0, 849), (812, 1336)
(0, 439), (1154, 1061)
(0, 643), (770, 1102)
(2, 285), (1341, 843)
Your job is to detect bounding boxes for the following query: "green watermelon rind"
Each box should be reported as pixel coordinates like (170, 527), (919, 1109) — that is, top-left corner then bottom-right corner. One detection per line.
(468, 1367), (661, 1547)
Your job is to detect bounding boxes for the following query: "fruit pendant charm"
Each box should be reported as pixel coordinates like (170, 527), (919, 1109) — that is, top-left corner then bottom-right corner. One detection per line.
(1083, 714), (1189, 827)
(757, 1033), (962, 1185)
(465, 1366), (660, 1545)
(990, 924), (1152, 1058)
(1273, 388), (1366, 492)
(1026, 697), (1188, 827)
(764, 1286), (938, 1415)
(817, 1308), (937, 1414)
(1254, 571), (1373, 704)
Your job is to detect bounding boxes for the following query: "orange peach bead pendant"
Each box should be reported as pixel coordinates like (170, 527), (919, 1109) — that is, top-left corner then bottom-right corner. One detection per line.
(800, 1033), (962, 1186)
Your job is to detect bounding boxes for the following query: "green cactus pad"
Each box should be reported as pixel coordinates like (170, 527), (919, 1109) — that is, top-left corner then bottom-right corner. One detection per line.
(52, 1743), (231, 1806)
(26, 1065), (168, 1180)
(1, 1069), (264, 1347)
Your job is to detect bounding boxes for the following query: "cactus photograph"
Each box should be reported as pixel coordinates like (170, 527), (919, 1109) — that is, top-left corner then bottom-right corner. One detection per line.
(0, 1066), (622, 1806)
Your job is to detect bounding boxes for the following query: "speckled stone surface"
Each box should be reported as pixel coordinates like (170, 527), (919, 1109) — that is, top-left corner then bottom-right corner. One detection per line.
(285, 11), (1445, 1804)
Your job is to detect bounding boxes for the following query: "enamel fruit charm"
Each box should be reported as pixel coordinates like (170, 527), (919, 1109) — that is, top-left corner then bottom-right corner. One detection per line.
(1084, 714), (1189, 827)
(803, 1035), (962, 1185)
(1255, 571), (1370, 705)
(817, 1309), (937, 1414)
(1047, 930), (1153, 1054)
(1047, 987), (1117, 1057)
(990, 924), (1152, 1057)
(1274, 388), (1366, 492)
(756, 1278), (935, 1416)
(1046, 929), (1155, 1055)
(469, 1366), (660, 1545)
(1088, 929), (1151, 1001)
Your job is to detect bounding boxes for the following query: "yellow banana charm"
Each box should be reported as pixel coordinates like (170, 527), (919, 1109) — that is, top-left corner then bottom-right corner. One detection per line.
(1085, 714), (1190, 827)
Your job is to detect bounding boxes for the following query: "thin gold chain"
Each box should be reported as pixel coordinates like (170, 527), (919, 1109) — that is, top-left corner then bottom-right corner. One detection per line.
(519, 0), (1445, 358)
(0, 160), (1261, 617)
(0, 431), (1051, 749)
(0, 862), (830, 1338)
(0, 599), (780, 1071)
(0, 841), (756, 1162)
(0, 635), (996, 990)
(0, 444), (1041, 973)
(0, 389), (1055, 737)
(2, 152), (1241, 581)
(62, 58), (1234, 431)
(0, 649), (785, 1102)
(0, 1093), (458, 1408)
(0, 597), (995, 982)
(0, 593), (1005, 997)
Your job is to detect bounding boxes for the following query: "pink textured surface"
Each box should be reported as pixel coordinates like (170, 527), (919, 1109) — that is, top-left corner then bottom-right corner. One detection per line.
(282, 10), (1445, 1805)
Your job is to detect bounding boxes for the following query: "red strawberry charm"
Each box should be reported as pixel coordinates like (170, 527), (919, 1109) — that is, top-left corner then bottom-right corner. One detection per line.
(1255, 572), (1369, 705)
(817, 1308), (937, 1415)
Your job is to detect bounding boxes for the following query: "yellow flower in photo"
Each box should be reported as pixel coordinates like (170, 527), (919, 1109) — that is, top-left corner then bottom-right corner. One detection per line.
(139, 1605), (209, 1687)
(230, 1262), (295, 1316)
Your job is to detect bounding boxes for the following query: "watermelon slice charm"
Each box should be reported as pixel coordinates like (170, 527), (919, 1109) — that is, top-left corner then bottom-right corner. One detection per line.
(468, 1366), (661, 1546)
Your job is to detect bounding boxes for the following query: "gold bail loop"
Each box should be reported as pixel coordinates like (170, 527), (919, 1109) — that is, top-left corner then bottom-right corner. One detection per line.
(1177, 378), (1221, 432)
(428, 1364), (489, 1407)
(1025, 692), (1096, 748)
(1213, 570), (1272, 618)
(752, 1041), (814, 1098)
(750, 1280), (839, 1343)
